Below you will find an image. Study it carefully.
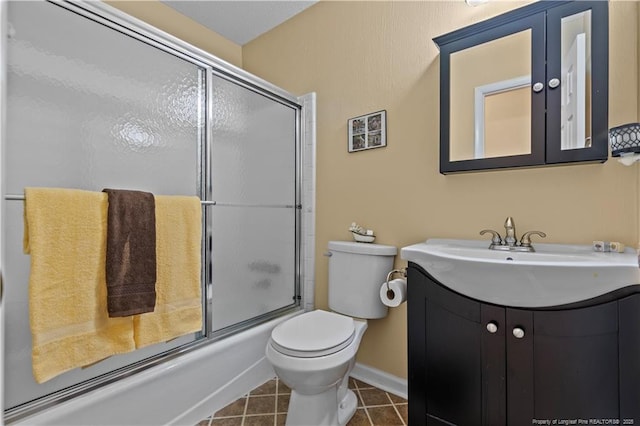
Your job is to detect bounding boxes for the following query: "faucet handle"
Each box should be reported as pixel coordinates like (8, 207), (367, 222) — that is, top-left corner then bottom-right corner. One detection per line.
(520, 230), (546, 247)
(480, 229), (503, 245)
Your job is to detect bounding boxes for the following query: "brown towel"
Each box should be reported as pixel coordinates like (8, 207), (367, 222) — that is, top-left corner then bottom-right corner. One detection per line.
(103, 189), (157, 317)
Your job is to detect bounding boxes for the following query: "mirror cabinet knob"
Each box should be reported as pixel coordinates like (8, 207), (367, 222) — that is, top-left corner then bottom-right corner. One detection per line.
(548, 78), (560, 89)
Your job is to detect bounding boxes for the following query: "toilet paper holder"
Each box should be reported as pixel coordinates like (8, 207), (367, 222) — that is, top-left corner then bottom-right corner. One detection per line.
(385, 268), (407, 292)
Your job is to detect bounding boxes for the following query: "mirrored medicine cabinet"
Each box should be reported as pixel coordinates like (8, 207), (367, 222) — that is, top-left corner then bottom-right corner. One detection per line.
(435, 1), (608, 174)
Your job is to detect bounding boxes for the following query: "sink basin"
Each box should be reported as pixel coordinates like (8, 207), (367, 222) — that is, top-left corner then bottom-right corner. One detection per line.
(401, 238), (640, 307)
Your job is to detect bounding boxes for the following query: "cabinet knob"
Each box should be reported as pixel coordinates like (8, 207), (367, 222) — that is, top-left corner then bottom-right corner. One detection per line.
(486, 322), (498, 334)
(548, 78), (560, 89)
(512, 327), (525, 339)
(532, 82), (544, 93)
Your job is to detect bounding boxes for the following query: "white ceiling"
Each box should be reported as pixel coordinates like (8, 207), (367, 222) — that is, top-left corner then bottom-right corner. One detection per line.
(162, 1), (318, 46)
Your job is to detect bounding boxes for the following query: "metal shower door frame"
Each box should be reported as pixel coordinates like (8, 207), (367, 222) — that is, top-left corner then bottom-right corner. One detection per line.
(0, 0), (303, 421)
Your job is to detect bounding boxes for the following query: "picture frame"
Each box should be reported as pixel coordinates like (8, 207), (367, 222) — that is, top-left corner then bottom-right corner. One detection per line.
(348, 110), (387, 152)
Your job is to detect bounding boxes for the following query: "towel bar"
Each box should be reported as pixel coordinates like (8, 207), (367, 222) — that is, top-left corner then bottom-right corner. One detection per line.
(5, 194), (301, 209)
(5, 194), (216, 205)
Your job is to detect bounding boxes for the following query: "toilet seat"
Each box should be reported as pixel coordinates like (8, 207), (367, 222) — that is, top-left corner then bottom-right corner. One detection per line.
(270, 310), (356, 358)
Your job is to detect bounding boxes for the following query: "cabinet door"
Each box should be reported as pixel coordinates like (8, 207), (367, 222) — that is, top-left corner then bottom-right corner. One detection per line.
(407, 266), (428, 425)
(481, 304), (506, 425)
(545, 1), (608, 164)
(505, 309), (535, 424)
(437, 12), (546, 173)
(408, 265), (484, 425)
(425, 298), (482, 424)
(507, 303), (619, 422)
(619, 294), (640, 423)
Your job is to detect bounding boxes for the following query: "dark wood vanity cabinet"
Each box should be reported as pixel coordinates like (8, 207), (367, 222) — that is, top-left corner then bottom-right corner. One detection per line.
(407, 263), (640, 426)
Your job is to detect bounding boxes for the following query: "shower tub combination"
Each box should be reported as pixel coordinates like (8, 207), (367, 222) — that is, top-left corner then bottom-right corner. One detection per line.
(12, 312), (301, 426)
(0, 1), (315, 424)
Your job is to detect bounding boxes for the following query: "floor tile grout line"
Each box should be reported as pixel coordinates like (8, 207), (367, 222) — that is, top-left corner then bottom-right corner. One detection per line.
(384, 392), (394, 405)
(240, 393), (249, 426)
(353, 378), (375, 426)
(363, 403), (397, 408)
(391, 402), (407, 426)
(202, 377), (406, 426)
(362, 385), (407, 425)
(354, 385), (374, 426)
(274, 378), (279, 426)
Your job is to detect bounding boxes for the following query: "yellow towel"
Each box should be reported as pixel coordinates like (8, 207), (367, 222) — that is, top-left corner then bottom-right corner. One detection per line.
(133, 195), (202, 348)
(24, 187), (135, 384)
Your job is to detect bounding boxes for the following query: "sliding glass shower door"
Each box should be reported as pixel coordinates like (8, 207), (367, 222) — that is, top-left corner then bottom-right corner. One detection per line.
(3, 0), (205, 411)
(2, 0), (302, 418)
(209, 75), (299, 332)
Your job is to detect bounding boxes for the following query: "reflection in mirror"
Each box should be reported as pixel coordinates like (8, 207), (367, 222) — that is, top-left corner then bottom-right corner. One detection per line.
(560, 10), (591, 150)
(450, 29), (532, 161)
(476, 76), (531, 159)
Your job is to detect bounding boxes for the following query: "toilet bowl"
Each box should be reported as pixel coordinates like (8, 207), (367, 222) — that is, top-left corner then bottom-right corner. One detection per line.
(266, 310), (368, 426)
(265, 241), (397, 426)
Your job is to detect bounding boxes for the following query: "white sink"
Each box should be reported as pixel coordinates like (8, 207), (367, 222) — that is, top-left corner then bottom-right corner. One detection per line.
(401, 238), (640, 307)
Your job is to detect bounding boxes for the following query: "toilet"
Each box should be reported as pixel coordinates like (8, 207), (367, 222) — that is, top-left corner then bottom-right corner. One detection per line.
(266, 240), (397, 426)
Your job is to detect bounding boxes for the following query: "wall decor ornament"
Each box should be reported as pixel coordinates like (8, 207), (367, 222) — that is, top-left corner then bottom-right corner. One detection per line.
(348, 110), (386, 152)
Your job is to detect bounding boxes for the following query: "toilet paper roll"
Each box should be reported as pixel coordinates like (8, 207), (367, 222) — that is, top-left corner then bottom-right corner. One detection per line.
(379, 278), (407, 308)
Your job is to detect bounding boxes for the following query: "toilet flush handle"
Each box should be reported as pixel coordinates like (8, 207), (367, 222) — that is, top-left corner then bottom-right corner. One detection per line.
(323, 251), (333, 257)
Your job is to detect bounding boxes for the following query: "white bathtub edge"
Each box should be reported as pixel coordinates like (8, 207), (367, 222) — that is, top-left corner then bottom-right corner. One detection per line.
(169, 356), (275, 426)
(13, 311), (300, 426)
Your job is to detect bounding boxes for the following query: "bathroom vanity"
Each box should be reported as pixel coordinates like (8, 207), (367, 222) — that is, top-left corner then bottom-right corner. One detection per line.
(402, 240), (640, 426)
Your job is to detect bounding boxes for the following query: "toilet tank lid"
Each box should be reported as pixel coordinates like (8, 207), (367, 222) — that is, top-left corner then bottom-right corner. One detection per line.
(328, 241), (397, 256)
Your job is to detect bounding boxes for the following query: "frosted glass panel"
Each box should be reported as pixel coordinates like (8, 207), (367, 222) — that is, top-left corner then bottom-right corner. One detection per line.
(6, 1), (203, 195)
(4, 1), (203, 410)
(211, 75), (296, 205)
(212, 207), (296, 331)
(3, 204), (196, 410)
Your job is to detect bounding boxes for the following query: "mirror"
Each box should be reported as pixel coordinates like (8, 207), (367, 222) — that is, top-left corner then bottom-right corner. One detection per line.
(560, 9), (592, 151)
(449, 30), (532, 161)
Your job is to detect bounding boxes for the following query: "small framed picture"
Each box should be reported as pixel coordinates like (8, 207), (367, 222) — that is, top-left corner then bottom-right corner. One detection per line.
(348, 110), (386, 152)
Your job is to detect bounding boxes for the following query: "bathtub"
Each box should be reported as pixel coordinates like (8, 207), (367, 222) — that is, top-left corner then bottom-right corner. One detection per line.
(12, 311), (301, 426)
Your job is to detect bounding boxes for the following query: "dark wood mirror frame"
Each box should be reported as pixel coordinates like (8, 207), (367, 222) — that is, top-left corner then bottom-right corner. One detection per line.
(435, 1), (608, 174)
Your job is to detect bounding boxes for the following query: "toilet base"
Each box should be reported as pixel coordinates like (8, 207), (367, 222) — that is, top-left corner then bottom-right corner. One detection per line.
(285, 387), (357, 426)
(338, 388), (357, 425)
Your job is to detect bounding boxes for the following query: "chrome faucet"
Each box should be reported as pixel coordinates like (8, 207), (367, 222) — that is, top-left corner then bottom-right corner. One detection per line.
(480, 217), (546, 252)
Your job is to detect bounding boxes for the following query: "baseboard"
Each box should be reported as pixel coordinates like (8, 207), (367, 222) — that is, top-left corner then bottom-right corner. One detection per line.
(350, 363), (408, 399)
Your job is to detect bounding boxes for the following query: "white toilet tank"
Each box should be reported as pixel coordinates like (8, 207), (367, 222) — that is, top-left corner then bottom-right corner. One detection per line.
(327, 241), (397, 319)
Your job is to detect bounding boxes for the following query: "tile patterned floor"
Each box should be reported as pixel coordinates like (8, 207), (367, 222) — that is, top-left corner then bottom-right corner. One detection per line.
(196, 377), (408, 426)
